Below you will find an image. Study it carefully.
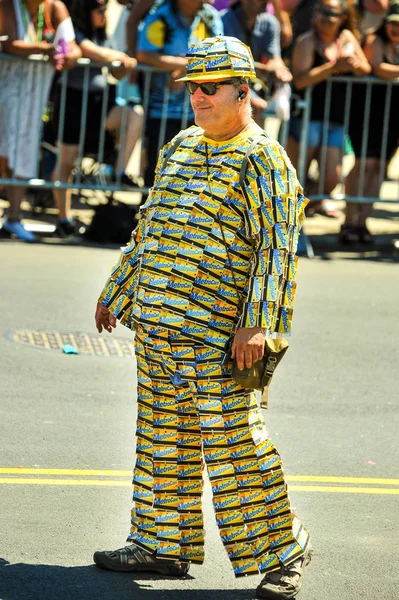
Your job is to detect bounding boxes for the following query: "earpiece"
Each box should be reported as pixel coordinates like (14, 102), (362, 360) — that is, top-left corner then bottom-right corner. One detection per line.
(238, 90), (246, 101)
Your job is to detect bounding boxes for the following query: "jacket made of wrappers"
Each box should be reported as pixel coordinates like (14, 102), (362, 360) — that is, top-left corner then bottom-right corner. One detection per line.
(98, 123), (308, 351)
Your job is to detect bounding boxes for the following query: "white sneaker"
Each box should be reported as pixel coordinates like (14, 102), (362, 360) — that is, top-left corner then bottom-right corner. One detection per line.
(2, 220), (36, 242)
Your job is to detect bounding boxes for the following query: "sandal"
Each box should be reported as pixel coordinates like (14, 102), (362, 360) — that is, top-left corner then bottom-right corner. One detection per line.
(93, 544), (190, 576)
(256, 542), (313, 599)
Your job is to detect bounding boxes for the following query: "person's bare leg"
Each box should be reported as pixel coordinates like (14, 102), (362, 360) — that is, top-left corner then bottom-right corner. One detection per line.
(0, 156), (8, 195)
(288, 143), (321, 214)
(344, 160), (361, 226)
(52, 143), (79, 221)
(286, 136), (299, 168)
(2, 166), (35, 241)
(6, 185), (25, 221)
(106, 104), (144, 172)
(308, 146), (341, 218)
(345, 158), (379, 225)
(323, 147), (341, 195)
(342, 158), (380, 243)
(357, 158), (380, 227)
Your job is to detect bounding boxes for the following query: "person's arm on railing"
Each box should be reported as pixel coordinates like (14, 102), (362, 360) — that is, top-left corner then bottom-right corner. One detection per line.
(0, 0), (43, 54)
(136, 51), (189, 81)
(256, 57), (293, 83)
(3, 0), (81, 70)
(79, 39), (137, 79)
(338, 29), (371, 76)
(3, 39), (57, 57)
(367, 34), (399, 79)
(291, 32), (338, 89)
(136, 51), (187, 73)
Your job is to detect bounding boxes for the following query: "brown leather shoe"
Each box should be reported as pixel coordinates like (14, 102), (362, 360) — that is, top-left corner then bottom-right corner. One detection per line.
(256, 543), (313, 599)
(93, 544), (190, 576)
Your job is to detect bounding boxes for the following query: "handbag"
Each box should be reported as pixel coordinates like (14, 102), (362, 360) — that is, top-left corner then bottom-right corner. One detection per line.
(230, 336), (289, 392)
(205, 145), (289, 396)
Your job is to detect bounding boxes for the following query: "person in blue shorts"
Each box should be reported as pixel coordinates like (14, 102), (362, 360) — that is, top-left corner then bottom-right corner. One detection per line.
(286, 0), (370, 216)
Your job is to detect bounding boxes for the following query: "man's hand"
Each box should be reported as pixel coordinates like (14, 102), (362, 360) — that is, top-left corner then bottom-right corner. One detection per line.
(231, 327), (265, 370)
(95, 303), (117, 334)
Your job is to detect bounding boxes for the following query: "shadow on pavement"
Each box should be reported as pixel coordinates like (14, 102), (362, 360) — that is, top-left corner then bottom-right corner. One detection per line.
(310, 232), (399, 262)
(0, 558), (256, 600)
(371, 207), (399, 221)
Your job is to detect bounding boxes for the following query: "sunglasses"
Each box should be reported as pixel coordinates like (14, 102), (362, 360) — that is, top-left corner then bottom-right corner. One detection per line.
(317, 7), (344, 18)
(185, 80), (235, 96)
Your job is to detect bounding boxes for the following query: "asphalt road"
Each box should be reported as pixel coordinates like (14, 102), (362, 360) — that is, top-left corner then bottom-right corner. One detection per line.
(0, 242), (398, 600)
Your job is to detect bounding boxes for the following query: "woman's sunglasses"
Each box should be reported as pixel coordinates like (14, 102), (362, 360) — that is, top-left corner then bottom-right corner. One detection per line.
(185, 80), (235, 96)
(316, 7), (344, 19)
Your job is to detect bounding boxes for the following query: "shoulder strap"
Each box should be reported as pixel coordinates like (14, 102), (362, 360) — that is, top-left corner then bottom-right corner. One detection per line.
(161, 126), (202, 171)
(239, 132), (267, 188)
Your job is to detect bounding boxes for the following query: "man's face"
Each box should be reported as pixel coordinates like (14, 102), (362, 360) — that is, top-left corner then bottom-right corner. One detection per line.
(189, 79), (241, 136)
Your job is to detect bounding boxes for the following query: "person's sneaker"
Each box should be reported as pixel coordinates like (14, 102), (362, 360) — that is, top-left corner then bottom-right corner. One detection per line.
(93, 544), (190, 576)
(2, 220), (36, 242)
(54, 219), (76, 238)
(256, 543), (313, 599)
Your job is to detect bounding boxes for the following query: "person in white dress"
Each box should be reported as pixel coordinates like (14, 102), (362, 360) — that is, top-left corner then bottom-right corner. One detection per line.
(0, 0), (80, 241)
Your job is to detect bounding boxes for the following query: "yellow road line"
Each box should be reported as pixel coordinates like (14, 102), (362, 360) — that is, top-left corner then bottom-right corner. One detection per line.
(286, 475), (399, 485)
(289, 485), (399, 495)
(0, 478), (398, 494)
(0, 469), (398, 486)
(0, 468), (131, 476)
(0, 478), (130, 486)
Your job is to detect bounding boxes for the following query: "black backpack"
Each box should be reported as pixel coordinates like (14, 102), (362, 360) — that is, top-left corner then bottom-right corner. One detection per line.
(84, 200), (138, 244)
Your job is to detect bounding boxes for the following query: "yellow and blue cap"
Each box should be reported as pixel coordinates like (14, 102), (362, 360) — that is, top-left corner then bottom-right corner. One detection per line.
(176, 36), (257, 82)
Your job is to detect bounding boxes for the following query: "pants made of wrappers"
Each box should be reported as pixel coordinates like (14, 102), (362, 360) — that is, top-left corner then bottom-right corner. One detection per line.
(128, 325), (310, 578)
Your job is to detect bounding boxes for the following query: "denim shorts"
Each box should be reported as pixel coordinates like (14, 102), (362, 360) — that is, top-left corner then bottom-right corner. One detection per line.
(289, 117), (344, 149)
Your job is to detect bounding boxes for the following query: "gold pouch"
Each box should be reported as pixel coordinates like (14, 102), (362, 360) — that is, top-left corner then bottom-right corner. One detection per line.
(231, 337), (289, 392)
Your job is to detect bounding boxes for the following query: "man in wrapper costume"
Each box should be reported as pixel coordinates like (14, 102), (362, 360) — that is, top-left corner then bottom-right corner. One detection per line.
(93, 36), (312, 600)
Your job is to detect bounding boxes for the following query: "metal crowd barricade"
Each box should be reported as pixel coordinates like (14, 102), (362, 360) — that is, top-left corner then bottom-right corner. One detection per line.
(5, 54), (397, 256)
(0, 53), (194, 195)
(293, 75), (399, 256)
(297, 76), (399, 202)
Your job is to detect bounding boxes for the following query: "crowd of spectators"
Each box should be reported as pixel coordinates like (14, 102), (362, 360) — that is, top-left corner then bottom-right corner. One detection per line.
(0, 0), (398, 243)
